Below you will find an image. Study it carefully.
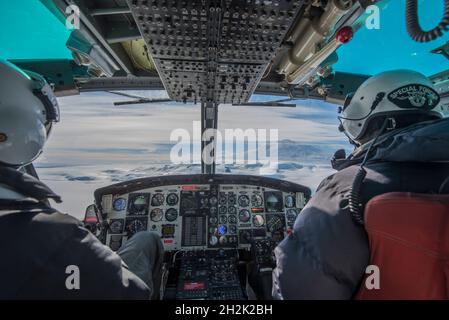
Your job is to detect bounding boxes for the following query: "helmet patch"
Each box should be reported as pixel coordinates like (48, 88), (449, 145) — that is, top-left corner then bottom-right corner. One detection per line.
(388, 84), (440, 110)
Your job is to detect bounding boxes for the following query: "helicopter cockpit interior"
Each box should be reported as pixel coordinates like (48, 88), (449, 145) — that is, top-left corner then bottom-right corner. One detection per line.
(2, 0), (449, 301)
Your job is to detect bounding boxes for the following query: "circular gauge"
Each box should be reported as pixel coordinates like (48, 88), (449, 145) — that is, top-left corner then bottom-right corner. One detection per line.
(209, 216), (218, 224)
(210, 207), (218, 215)
(209, 236), (218, 246)
(110, 240), (122, 252)
(219, 206), (227, 214)
(229, 225), (237, 234)
(251, 194), (263, 207)
(253, 214), (265, 227)
(113, 198), (126, 211)
(285, 195), (296, 208)
(151, 193), (165, 206)
(219, 193), (227, 205)
(209, 227), (217, 234)
(240, 230), (251, 243)
(238, 195), (250, 207)
(200, 197), (209, 206)
(109, 220), (123, 234)
(228, 206), (237, 215)
(150, 208), (163, 222)
(239, 209), (251, 222)
(218, 225), (227, 235)
(132, 195), (148, 214)
(228, 194), (236, 205)
(209, 196), (218, 206)
(267, 215), (283, 232)
(165, 208), (178, 222)
(228, 215), (237, 224)
(219, 236), (227, 245)
(266, 192), (282, 212)
(127, 219), (145, 234)
(287, 208), (298, 222)
(166, 193), (179, 206)
(219, 215), (227, 224)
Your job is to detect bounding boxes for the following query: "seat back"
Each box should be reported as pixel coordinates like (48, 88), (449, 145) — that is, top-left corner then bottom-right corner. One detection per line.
(356, 192), (449, 300)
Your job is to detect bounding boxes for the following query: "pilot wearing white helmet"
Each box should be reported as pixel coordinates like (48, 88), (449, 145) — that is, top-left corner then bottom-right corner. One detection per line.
(0, 60), (163, 299)
(273, 70), (449, 299)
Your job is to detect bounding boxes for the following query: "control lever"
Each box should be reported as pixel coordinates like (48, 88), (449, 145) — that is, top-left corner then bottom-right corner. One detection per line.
(247, 238), (275, 300)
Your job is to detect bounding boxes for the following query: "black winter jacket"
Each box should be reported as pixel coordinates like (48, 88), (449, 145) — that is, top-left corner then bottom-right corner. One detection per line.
(0, 167), (150, 299)
(272, 118), (449, 299)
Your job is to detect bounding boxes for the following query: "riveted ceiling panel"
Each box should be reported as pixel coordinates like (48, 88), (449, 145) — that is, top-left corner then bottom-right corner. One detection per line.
(127, 0), (304, 103)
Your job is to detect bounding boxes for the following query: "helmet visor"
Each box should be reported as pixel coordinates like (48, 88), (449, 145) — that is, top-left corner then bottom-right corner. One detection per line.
(343, 92), (354, 111)
(26, 71), (60, 123)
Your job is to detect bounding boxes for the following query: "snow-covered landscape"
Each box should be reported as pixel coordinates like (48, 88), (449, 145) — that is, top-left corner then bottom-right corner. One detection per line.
(35, 91), (350, 218)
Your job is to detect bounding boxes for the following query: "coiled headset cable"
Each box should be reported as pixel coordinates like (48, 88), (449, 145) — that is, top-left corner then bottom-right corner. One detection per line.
(407, 0), (449, 42)
(349, 117), (392, 225)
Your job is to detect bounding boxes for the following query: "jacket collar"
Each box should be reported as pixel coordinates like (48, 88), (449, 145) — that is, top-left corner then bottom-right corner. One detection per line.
(335, 118), (449, 170)
(0, 166), (61, 203)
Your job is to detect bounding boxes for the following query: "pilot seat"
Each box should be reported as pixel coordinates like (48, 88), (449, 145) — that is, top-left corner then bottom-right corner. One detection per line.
(356, 192), (449, 300)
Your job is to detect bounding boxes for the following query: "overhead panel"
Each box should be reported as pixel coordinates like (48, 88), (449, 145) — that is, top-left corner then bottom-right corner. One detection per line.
(127, 0), (303, 104)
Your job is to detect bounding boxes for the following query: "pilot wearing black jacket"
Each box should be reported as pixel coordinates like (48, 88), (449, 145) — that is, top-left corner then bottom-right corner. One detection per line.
(0, 60), (163, 299)
(272, 70), (449, 299)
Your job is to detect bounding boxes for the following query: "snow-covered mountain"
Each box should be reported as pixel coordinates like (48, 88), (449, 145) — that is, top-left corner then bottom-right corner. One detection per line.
(35, 91), (349, 218)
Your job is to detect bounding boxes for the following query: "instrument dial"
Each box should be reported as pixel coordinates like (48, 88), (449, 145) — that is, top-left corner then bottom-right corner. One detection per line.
(228, 206), (237, 215)
(150, 208), (163, 222)
(200, 197), (209, 206)
(166, 193), (179, 206)
(219, 193), (227, 205)
(287, 208), (299, 223)
(253, 214), (265, 227)
(209, 236), (218, 246)
(228, 215), (237, 224)
(209, 196), (218, 206)
(151, 193), (165, 206)
(229, 225), (237, 234)
(113, 198), (126, 211)
(228, 194), (236, 205)
(165, 208), (178, 222)
(129, 195), (149, 215)
(127, 219), (145, 235)
(109, 220), (124, 234)
(209, 216), (218, 224)
(210, 207), (217, 215)
(251, 194), (263, 207)
(267, 215), (284, 232)
(285, 195), (296, 208)
(209, 227), (217, 234)
(239, 209), (251, 223)
(238, 195), (250, 207)
(219, 206), (227, 214)
(219, 215), (227, 224)
(218, 225), (227, 235)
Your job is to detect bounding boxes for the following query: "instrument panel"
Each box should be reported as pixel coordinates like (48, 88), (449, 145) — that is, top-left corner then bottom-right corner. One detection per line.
(94, 175), (310, 252)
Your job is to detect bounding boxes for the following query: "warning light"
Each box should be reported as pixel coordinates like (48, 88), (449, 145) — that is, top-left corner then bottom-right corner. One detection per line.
(336, 26), (354, 44)
(182, 185), (200, 190)
(218, 225), (227, 235)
